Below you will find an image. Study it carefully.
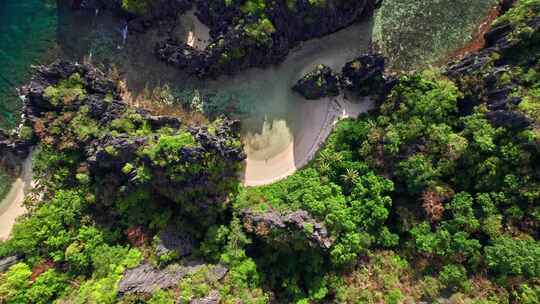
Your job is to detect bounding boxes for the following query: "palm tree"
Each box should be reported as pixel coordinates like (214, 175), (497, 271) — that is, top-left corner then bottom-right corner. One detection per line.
(318, 150), (344, 173)
(318, 162), (331, 175)
(341, 168), (359, 186)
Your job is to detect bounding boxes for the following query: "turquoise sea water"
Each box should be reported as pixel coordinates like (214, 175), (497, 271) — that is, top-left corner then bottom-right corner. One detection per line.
(0, 0), (58, 129)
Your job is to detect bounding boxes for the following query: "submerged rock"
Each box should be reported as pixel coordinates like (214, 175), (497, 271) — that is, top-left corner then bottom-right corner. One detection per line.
(292, 64), (341, 100)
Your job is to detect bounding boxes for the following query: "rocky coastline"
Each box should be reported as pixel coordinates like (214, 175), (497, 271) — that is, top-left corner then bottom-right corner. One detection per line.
(155, 0), (379, 78)
(6, 61), (245, 214)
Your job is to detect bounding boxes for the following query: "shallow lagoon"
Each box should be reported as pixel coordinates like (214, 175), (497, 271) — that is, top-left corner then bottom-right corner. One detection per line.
(0, 0), (499, 183)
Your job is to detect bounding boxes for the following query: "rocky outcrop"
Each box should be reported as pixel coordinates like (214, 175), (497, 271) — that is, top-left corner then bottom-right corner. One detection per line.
(446, 10), (540, 130)
(447, 15), (540, 78)
(155, 225), (195, 258)
(0, 130), (32, 176)
(241, 209), (333, 249)
(190, 290), (221, 304)
(68, 0), (192, 32)
(16, 61), (245, 213)
(341, 53), (387, 97)
(0, 256), (19, 273)
(118, 262), (227, 294)
(156, 0), (378, 78)
(127, 0), (192, 32)
(292, 65), (340, 100)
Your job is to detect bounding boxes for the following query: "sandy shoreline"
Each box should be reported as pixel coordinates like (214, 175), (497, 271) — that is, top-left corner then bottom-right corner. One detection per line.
(0, 155), (32, 241)
(242, 96), (373, 186)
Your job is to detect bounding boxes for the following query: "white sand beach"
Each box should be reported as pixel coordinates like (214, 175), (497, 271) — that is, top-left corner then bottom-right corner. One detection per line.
(0, 155), (32, 240)
(242, 96), (373, 186)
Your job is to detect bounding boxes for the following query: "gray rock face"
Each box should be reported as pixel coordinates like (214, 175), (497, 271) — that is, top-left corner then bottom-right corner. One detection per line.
(118, 262), (228, 295)
(15, 61), (246, 212)
(445, 15), (540, 131)
(241, 209), (333, 249)
(0, 256), (19, 273)
(292, 64), (341, 100)
(447, 17), (540, 78)
(156, 0), (378, 78)
(285, 210), (333, 249)
(156, 226), (195, 258)
(190, 290), (221, 304)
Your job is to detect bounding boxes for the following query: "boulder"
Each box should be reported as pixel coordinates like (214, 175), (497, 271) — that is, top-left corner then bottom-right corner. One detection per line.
(0, 256), (19, 273)
(292, 64), (340, 100)
(241, 208), (333, 249)
(341, 53), (386, 97)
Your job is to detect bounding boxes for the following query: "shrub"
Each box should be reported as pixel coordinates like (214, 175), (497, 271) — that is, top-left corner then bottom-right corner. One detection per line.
(485, 237), (540, 278)
(43, 73), (86, 106)
(439, 264), (468, 291)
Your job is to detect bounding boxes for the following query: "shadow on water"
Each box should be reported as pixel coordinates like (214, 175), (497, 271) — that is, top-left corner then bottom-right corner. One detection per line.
(2, 1), (498, 183)
(55, 1), (196, 97)
(52, 1), (376, 165)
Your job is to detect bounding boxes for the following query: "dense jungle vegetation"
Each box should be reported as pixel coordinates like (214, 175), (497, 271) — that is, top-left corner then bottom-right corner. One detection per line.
(0, 0), (539, 303)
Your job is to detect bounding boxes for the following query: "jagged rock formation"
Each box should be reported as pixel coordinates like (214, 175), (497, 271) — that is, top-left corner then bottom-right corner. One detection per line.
(341, 53), (388, 97)
(118, 262), (227, 294)
(292, 64), (340, 100)
(291, 53), (397, 102)
(447, 13), (540, 131)
(486, 110), (532, 131)
(17, 61), (245, 211)
(156, 0), (379, 78)
(241, 209), (333, 249)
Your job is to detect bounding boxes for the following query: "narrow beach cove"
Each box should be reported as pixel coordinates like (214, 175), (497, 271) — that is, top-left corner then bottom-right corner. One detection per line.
(0, 0), (501, 240)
